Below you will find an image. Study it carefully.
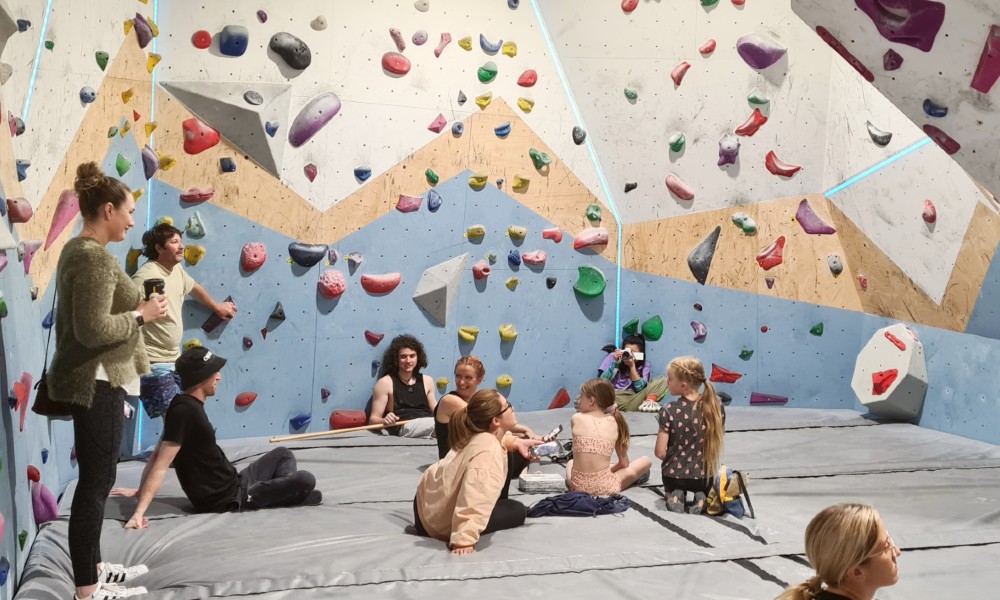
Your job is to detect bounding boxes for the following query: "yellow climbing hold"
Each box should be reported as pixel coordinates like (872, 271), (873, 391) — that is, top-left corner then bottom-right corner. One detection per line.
(132, 189), (144, 201)
(146, 53), (162, 73)
(512, 175), (530, 191)
(496, 374), (513, 388)
(147, 17), (159, 37)
(469, 173), (488, 190)
(122, 87), (136, 103)
(124, 19), (134, 35)
(475, 92), (493, 109)
(183, 338), (203, 351)
(507, 225), (527, 240)
(144, 121), (157, 137)
(517, 97), (534, 113)
(465, 224), (486, 239)
(458, 36), (473, 50)
(157, 153), (177, 170)
(120, 121), (132, 137)
(501, 41), (517, 57)
(458, 326), (480, 342)
(157, 216), (174, 226)
(436, 377), (449, 389)
(505, 277), (519, 290)
(499, 323), (518, 342)
(125, 248), (143, 275)
(184, 244), (206, 265)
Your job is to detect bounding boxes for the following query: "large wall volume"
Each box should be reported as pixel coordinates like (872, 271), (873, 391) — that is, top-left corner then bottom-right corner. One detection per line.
(1, 0), (999, 594)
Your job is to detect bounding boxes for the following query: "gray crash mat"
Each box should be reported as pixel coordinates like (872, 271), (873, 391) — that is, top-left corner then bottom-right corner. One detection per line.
(16, 409), (1000, 599)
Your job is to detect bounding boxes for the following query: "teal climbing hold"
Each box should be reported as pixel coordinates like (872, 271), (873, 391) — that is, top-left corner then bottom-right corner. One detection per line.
(641, 316), (664, 341)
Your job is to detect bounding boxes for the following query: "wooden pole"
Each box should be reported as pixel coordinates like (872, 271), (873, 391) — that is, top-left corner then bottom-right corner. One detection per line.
(268, 420), (412, 444)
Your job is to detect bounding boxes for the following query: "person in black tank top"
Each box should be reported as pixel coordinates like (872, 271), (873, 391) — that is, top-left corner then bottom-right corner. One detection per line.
(370, 335), (437, 438)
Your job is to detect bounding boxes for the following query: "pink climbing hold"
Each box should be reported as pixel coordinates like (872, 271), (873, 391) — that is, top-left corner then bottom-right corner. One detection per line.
(235, 392), (257, 408)
(735, 108), (767, 136)
(795, 199), (836, 235)
(709, 364), (743, 384)
(699, 39), (717, 55)
(621, 0), (638, 14)
(241, 242), (267, 273)
(765, 150), (801, 177)
(382, 52), (411, 75)
(396, 194), (422, 213)
(670, 61), (691, 86)
(31, 482), (58, 525)
(923, 124), (960, 155)
(192, 30), (211, 49)
(573, 227), (609, 250)
(517, 69), (537, 87)
(971, 25), (1000, 94)
(389, 28), (406, 52)
(13, 373), (30, 431)
(542, 227), (563, 243)
(320, 388), (331, 400)
(665, 174), (695, 201)
(764, 277), (775, 290)
(364, 330), (385, 345)
(858, 273), (868, 291)
(44, 190), (80, 250)
(922, 199), (937, 224)
(182, 118), (220, 154)
(885, 330), (907, 351)
(472, 261), (491, 280)
(816, 26), (874, 83)
(872, 369), (898, 395)
(180, 187), (214, 203)
(428, 113), (447, 133)
(756, 236), (785, 270)
(318, 269), (346, 299)
(20, 241), (42, 275)
(522, 250), (546, 266)
(361, 273), (402, 295)
(434, 32), (452, 58)
(690, 321), (707, 342)
(7, 197), (33, 223)
(304, 163), (318, 182)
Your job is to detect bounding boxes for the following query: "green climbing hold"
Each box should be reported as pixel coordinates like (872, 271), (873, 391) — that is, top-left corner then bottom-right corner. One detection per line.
(641, 315), (663, 341)
(624, 88), (638, 101)
(477, 61), (498, 83)
(115, 154), (131, 176)
(701, 0), (719, 5)
(18, 530), (27, 550)
(585, 204), (602, 223)
(573, 265), (607, 298)
(44, 40), (54, 50)
(810, 322), (824, 336)
(96, 51), (109, 71)
(425, 168), (439, 185)
(739, 348), (754, 360)
(623, 317), (639, 335)
(528, 148), (551, 169)
(107, 127), (118, 138)
(731, 212), (758, 236)
(0, 298), (7, 319)
(747, 87), (769, 107)
(668, 132), (685, 153)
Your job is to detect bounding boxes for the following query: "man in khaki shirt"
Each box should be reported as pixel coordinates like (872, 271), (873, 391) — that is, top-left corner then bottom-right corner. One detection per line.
(132, 223), (236, 417)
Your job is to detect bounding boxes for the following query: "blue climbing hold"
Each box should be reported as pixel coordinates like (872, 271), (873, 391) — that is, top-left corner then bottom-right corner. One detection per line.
(219, 25), (249, 57)
(0, 556), (8, 586)
(220, 157), (237, 173)
(494, 122), (512, 138)
(508, 249), (521, 266)
(452, 122), (464, 136)
(16, 160), (30, 182)
(41, 448), (49, 464)
(42, 309), (54, 329)
(16, 20), (30, 32)
(427, 189), (443, 212)
(509, 0), (519, 7)
(922, 98), (948, 118)
(265, 121), (279, 137)
(80, 87), (97, 104)
(290, 414), (311, 430)
(480, 34), (502, 54)
(354, 166), (372, 182)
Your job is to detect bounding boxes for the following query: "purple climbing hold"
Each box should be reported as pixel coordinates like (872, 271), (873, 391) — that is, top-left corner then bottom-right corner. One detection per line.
(304, 163), (318, 182)
(508, 249), (521, 266)
(883, 48), (904, 71)
(855, 0), (945, 52)
(243, 336), (253, 349)
(321, 388), (331, 400)
(288, 92), (342, 148)
(717, 134), (740, 166)
(427, 189), (443, 212)
(32, 482), (58, 524)
(257, 10), (268, 23)
(389, 28), (406, 52)
(270, 32), (312, 70)
(133, 14), (153, 49)
(412, 30), (428, 46)
(795, 199), (836, 235)
(971, 25), (1000, 94)
(396, 194), (423, 213)
(219, 25), (250, 57)
(736, 33), (787, 69)
(141, 145), (158, 180)
(687, 226), (721, 285)
(691, 321), (708, 342)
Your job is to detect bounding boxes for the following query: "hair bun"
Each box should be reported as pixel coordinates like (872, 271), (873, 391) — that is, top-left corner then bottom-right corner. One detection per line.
(74, 161), (106, 194)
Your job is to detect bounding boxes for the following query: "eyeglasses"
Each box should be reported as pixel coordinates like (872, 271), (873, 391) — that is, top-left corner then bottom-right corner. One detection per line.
(499, 402), (513, 415)
(882, 534), (898, 554)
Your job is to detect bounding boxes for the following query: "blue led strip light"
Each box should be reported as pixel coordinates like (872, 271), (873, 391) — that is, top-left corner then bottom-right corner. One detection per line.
(824, 137), (932, 197)
(529, 0), (625, 344)
(21, 0), (56, 122)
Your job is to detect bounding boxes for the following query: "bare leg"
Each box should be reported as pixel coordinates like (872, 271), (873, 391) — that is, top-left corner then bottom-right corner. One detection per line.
(617, 456), (652, 489)
(565, 459), (574, 490)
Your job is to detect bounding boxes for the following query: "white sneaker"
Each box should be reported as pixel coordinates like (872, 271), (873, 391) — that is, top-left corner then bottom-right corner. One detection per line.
(76, 582), (149, 599)
(638, 400), (661, 413)
(98, 563), (149, 584)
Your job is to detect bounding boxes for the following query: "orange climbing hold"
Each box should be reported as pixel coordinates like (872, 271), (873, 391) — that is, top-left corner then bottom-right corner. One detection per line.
(709, 364), (743, 384)
(756, 236), (785, 270)
(361, 273), (402, 295)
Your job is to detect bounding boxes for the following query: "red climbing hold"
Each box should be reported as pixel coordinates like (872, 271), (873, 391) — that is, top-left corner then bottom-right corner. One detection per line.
(27, 465), (40, 482)
(923, 125), (961, 155)
(709, 364), (743, 384)
(871, 369), (898, 396)
(760, 325), (769, 333)
(765, 150), (801, 177)
(671, 61), (691, 86)
(573, 227), (609, 250)
(330, 410), (366, 430)
(241, 242), (267, 273)
(7, 197), (33, 223)
(182, 118), (220, 155)
(756, 236), (785, 270)
(858, 273), (868, 291)
(816, 26), (874, 83)
(318, 270), (346, 299)
(192, 30), (212, 49)
(971, 25), (1000, 94)
(180, 187), (214, 203)
(517, 69), (537, 87)
(922, 199), (937, 224)
(381, 52), (411, 75)
(361, 273), (402, 295)
(548, 387), (571, 410)
(735, 108), (767, 136)
(472, 261), (491, 280)
(235, 392), (257, 408)
(622, 0), (638, 14)
(364, 330), (385, 345)
(542, 227), (563, 243)
(884, 330), (906, 351)
(304, 163), (318, 182)
(133, 110), (140, 122)
(699, 39), (717, 55)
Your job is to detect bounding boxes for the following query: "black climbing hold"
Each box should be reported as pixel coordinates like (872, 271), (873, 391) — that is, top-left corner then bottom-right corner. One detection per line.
(546, 277), (557, 289)
(288, 242), (329, 268)
(269, 32), (312, 70)
(687, 225), (721, 285)
(624, 182), (637, 193)
(719, 392), (732, 405)
(220, 157), (236, 173)
(243, 90), (263, 105)
(269, 302), (286, 321)
(16, 20), (31, 32)
(572, 126), (586, 145)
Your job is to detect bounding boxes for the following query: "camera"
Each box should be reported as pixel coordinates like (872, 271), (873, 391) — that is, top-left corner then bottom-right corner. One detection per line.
(621, 348), (644, 361)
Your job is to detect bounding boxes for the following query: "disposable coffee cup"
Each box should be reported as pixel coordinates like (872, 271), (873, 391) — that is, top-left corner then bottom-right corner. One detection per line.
(143, 278), (165, 300)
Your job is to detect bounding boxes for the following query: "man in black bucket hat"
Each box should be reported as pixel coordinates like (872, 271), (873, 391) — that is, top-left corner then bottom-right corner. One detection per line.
(117, 347), (320, 528)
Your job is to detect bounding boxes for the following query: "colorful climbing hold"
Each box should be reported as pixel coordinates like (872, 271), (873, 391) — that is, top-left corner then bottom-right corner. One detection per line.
(458, 36), (473, 51)
(504, 225), (526, 241)
(264, 121), (279, 137)
(665, 173), (695, 201)
(192, 30), (211, 49)
(641, 315), (664, 341)
(27, 465), (40, 482)
(288, 92), (342, 148)
(389, 28), (406, 52)
(451, 122), (464, 136)
(184, 244), (206, 266)
(146, 53), (162, 73)
(816, 26), (874, 82)
(756, 236), (785, 270)
(182, 118), (221, 154)
(688, 226), (721, 285)
(318, 270), (346, 299)
(361, 273), (402, 295)
(858, 273), (869, 292)
(585, 205), (602, 224)
(739, 348), (754, 360)
(269, 302), (286, 321)
(522, 250), (546, 266)
(871, 369), (899, 395)
(434, 33), (452, 57)
(413, 31), (429, 46)
(122, 87), (136, 104)
(765, 150), (801, 177)
(241, 242), (267, 273)
(624, 88), (638, 101)
(95, 50), (110, 70)
(140, 146), (158, 180)
(185, 211), (206, 239)
(364, 330), (385, 346)
(288, 242), (328, 268)
(828, 255), (844, 276)
(425, 189), (443, 212)
(747, 88), (769, 107)
(496, 374), (513, 388)
(573, 227), (609, 250)
(735, 108), (767, 136)
(6, 198), (33, 224)
(691, 321), (708, 342)
(971, 25), (1000, 94)
(180, 187), (214, 203)
(622, 318), (639, 335)
(478, 61), (498, 83)
(718, 134), (740, 166)
(668, 132), (685, 153)
(731, 213), (757, 236)
(508, 250), (522, 267)
(883, 48), (904, 71)
(709, 363), (743, 383)
(693, 303), (703, 311)
(458, 326), (480, 342)
(542, 227), (563, 243)
(855, 0), (944, 52)
(517, 97), (534, 113)
(80, 87), (97, 104)
(494, 122), (512, 138)
(472, 261), (491, 280)
(502, 41), (517, 57)
(866, 121), (892, 147)
(498, 323), (519, 342)
(469, 174), (489, 190)
(923, 124), (960, 155)
(573, 265), (607, 297)
(922, 199), (937, 224)
(700, 39), (717, 55)
(425, 169), (439, 185)
(505, 276), (519, 290)
(158, 153), (176, 170)
(466, 224), (486, 239)
(480, 34), (502, 54)
(475, 92), (493, 109)
(671, 61), (691, 86)
(235, 392), (257, 408)
(529, 148), (552, 169)
(396, 194), (423, 213)
(302, 163), (318, 182)
(622, 0), (638, 14)
(134, 14), (153, 48)
(436, 378), (449, 390)
(511, 175), (530, 191)
(517, 69), (537, 87)
(736, 33), (787, 69)
(354, 166), (372, 181)
(219, 25), (249, 56)
(922, 98), (948, 118)
(810, 322), (824, 336)
(796, 199), (836, 235)
(750, 393), (788, 405)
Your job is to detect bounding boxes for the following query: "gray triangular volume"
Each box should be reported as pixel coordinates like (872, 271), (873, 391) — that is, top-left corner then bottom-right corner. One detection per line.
(412, 253), (470, 326)
(0, 0), (16, 58)
(159, 81), (291, 178)
(687, 226), (721, 285)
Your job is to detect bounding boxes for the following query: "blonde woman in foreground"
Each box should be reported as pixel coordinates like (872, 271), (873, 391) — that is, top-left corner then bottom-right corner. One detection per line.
(777, 503), (901, 600)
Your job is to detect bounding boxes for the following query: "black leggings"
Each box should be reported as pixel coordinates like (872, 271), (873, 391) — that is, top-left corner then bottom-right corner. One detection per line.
(238, 448), (316, 510)
(662, 476), (711, 495)
(502, 452), (530, 500)
(412, 497), (526, 540)
(69, 382), (125, 587)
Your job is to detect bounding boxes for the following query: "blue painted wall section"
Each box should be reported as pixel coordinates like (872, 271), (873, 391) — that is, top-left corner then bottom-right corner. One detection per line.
(965, 242), (1000, 341)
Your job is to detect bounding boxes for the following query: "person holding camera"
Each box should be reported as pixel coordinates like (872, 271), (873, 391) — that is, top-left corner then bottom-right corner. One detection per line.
(48, 162), (169, 599)
(132, 223), (237, 418)
(598, 334), (669, 412)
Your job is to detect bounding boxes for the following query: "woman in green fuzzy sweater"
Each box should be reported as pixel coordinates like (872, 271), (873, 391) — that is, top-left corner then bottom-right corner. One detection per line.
(48, 162), (168, 600)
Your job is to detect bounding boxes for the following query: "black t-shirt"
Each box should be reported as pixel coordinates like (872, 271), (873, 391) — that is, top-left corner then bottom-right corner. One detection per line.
(161, 394), (239, 512)
(815, 591), (851, 600)
(433, 393), (457, 459)
(392, 374), (432, 420)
